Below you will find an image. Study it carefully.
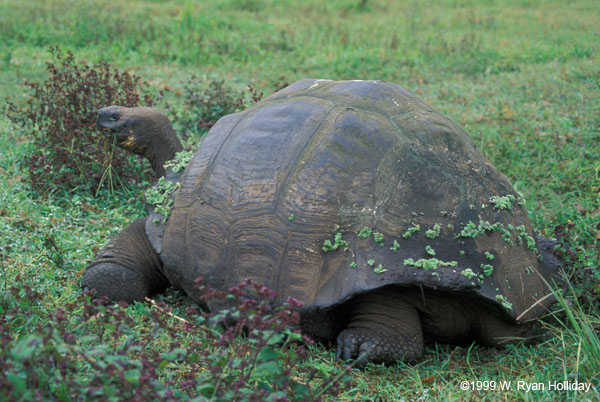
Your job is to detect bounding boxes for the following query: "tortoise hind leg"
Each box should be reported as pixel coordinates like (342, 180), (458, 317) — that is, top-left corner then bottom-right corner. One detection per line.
(336, 287), (423, 366)
(81, 218), (168, 303)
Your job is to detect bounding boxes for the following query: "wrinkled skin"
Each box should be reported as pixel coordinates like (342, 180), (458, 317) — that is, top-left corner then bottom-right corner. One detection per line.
(82, 81), (562, 366)
(97, 105), (183, 176)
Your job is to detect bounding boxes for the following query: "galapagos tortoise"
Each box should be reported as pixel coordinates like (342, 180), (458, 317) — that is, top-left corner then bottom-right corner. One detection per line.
(82, 79), (563, 365)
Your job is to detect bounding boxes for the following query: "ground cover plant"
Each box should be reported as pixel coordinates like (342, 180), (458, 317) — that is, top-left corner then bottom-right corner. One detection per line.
(0, 0), (599, 400)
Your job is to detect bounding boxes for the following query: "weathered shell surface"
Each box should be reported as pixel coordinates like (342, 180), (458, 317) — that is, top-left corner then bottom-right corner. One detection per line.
(146, 79), (560, 323)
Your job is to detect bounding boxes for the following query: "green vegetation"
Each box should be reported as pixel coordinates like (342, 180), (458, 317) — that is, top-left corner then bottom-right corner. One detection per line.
(461, 268), (478, 280)
(425, 223), (441, 239)
(322, 232), (348, 253)
(4, 48), (156, 196)
(145, 177), (181, 223)
(489, 194), (517, 211)
(516, 224), (537, 250)
(402, 224), (421, 239)
(1, 0), (599, 400)
(357, 226), (372, 239)
(425, 245), (436, 256)
(457, 220), (515, 246)
(495, 295), (513, 311)
(403, 258), (458, 270)
(164, 150), (195, 173)
(481, 263), (494, 277)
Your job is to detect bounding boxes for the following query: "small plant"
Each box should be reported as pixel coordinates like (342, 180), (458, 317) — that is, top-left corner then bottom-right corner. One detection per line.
(163, 149), (195, 173)
(495, 294), (513, 310)
(322, 226), (348, 253)
(480, 263), (494, 277)
(456, 220), (514, 246)
(403, 258), (458, 270)
(457, 221), (479, 238)
(357, 226), (372, 239)
(390, 240), (400, 252)
(489, 194), (516, 211)
(461, 268), (477, 279)
(146, 177), (181, 223)
(402, 224), (420, 239)
(515, 225), (536, 250)
(425, 245), (436, 256)
(484, 251), (494, 261)
(372, 231), (384, 244)
(373, 264), (387, 274)
(6, 47), (157, 195)
(425, 224), (441, 239)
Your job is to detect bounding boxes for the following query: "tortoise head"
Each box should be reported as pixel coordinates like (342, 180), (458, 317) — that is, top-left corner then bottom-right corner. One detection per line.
(97, 106), (183, 176)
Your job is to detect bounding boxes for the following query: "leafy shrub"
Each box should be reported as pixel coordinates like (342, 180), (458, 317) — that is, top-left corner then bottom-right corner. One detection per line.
(167, 76), (288, 146)
(6, 47), (159, 196)
(0, 277), (350, 401)
(553, 222), (600, 307)
(167, 77), (247, 145)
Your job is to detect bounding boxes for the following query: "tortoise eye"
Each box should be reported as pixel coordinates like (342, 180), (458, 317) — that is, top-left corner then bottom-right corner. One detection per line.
(108, 113), (120, 122)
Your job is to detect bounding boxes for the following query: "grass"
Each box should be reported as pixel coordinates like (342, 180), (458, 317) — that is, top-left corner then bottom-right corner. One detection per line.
(1, 0), (599, 400)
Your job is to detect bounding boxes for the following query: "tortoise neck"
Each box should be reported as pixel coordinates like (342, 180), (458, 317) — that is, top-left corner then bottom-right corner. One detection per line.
(147, 120), (183, 177)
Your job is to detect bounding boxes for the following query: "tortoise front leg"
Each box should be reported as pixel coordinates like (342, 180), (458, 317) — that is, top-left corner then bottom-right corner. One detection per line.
(336, 287), (423, 366)
(81, 218), (168, 303)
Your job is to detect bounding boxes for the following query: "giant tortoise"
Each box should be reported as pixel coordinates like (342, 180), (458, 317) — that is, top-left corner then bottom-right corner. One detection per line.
(82, 79), (562, 365)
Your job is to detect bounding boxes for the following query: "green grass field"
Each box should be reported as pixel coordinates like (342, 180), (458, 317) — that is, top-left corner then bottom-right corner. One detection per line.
(1, 0), (599, 400)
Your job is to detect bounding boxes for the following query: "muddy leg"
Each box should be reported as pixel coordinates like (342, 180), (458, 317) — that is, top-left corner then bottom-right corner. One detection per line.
(81, 218), (168, 303)
(336, 287), (423, 366)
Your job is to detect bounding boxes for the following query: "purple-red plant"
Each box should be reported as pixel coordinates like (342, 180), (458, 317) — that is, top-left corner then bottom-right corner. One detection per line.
(6, 47), (159, 195)
(0, 276), (350, 401)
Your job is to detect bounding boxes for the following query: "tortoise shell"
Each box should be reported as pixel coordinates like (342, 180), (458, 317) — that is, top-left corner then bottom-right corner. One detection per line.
(145, 79), (560, 327)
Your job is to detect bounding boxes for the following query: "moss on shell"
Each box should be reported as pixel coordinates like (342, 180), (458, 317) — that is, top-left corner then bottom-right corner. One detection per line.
(480, 264), (494, 277)
(489, 194), (516, 211)
(425, 224), (441, 239)
(373, 264), (387, 274)
(495, 295), (513, 311)
(357, 226), (372, 239)
(163, 149), (195, 173)
(402, 224), (420, 239)
(403, 258), (457, 270)
(146, 177), (181, 224)
(425, 245), (436, 256)
(461, 268), (477, 279)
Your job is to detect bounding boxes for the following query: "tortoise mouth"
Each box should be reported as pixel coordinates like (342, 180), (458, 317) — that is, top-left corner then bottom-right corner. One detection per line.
(97, 126), (137, 151)
(98, 126), (124, 140)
